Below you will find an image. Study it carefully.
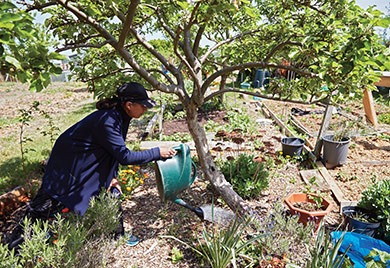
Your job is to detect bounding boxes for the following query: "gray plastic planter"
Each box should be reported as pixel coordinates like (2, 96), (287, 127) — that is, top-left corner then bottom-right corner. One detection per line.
(322, 135), (350, 168)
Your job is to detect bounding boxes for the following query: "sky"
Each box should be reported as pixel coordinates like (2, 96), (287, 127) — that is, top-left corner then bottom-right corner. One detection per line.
(34, 1), (389, 55)
(355, 0), (388, 11)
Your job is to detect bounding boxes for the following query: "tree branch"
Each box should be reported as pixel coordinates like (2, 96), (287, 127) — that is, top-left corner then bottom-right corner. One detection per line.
(147, 68), (175, 84)
(200, 29), (262, 64)
(55, 0), (117, 46)
(118, 0), (139, 48)
(291, 0), (326, 15)
(201, 62), (318, 95)
(80, 68), (134, 82)
(264, 40), (303, 62)
(129, 28), (182, 83)
(204, 87), (328, 104)
(55, 41), (110, 52)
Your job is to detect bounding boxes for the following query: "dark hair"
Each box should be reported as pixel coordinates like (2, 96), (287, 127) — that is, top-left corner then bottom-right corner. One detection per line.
(95, 96), (120, 110)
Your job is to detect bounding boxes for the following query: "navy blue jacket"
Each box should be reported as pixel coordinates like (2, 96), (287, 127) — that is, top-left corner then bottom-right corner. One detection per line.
(41, 106), (160, 215)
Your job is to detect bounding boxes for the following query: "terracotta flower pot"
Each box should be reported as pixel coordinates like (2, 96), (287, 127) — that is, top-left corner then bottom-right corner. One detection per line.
(284, 193), (333, 230)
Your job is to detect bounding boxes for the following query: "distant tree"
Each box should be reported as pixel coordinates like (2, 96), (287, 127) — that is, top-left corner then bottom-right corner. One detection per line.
(0, 1), (64, 90)
(16, 0), (390, 214)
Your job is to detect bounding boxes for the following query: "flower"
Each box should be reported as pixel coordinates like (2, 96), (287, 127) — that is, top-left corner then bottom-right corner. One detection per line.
(122, 181), (126, 184)
(126, 196), (129, 199)
(61, 208), (70, 213)
(53, 239), (58, 244)
(126, 187), (131, 191)
(286, 155), (290, 158)
(279, 151), (283, 155)
(121, 177), (126, 180)
(135, 177), (139, 180)
(140, 180), (144, 184)
(144, 174), (148, 178)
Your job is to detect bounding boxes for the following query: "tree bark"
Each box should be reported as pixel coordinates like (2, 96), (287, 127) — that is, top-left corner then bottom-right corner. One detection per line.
(185, 103), (249, 215)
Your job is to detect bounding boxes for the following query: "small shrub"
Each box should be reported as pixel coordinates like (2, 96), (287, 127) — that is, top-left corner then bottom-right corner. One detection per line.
(358, 179), (390, 243)
(245, 203), (313, 266)
(219, 153), (269, 199)
(0, 190), (121, 268)
(118, 165), (148, 200)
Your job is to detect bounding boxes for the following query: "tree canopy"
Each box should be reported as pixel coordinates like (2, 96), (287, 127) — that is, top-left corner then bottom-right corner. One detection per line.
(12, 0), (390, 213)
(0, 1), (66, 90)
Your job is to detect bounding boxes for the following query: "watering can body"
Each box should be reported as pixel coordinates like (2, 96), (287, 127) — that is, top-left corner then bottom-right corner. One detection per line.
(154, 144), (197, 202)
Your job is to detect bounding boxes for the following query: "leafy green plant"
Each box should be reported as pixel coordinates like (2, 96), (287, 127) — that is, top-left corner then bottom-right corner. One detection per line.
(219, 153), (269, 199)
(304, 177), (327, 210)
(18, 101), (40, 194)
(306, 221), (351, 268)
(378, 113), (390, 125)
(118, 165), (148, 200)
(0, 190), (121, 267)
(224, 110), (257, 134)
(364, 249), (390, 267)
(170, 247), (184, 264)
(245, 203), (313, 266)
(358, 180), (390, 243)
(39, 109), (60, 148)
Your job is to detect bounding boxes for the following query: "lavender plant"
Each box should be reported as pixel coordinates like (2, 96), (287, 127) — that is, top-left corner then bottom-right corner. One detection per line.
(0, 190), (121, 268)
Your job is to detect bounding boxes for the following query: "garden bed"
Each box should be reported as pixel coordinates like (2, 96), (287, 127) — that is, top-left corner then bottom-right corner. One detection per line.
(1, 83), (389, 267)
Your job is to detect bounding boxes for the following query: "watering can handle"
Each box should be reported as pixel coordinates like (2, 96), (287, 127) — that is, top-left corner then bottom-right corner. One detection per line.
(190, 160), (197, 184)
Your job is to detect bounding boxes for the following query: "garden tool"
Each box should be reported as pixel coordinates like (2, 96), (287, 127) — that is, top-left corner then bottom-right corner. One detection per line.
(154, 144), (235, 225)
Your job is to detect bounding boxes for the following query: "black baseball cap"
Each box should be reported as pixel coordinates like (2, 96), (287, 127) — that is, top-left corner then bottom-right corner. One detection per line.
(116, 82), (156, 108)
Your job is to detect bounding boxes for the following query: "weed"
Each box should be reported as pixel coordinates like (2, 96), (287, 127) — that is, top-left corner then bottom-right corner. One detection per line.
(170, 247), (184, 264)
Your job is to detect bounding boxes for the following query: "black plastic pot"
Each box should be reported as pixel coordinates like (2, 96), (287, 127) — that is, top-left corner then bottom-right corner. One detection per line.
(281, 137), (305, 156)
(342, 206), (381, 237)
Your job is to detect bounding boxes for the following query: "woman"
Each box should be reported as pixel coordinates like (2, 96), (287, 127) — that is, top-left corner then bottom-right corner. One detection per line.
(8, 82), (176, 249)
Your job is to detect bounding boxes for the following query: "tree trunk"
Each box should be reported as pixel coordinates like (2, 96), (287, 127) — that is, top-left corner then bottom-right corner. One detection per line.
(218, 74), (227, 104)
(185, 103), (249, 215)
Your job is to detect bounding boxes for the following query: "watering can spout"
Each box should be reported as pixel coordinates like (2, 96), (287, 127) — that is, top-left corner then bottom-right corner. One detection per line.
(173, 198), (204, 219)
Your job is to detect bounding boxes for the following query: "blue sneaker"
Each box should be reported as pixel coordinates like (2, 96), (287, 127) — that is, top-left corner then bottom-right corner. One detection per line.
(125, 234), (139, 247)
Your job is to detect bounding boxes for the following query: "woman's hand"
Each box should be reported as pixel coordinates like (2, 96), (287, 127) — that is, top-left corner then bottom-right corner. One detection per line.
(159, 147), (177, 158)
(107, 177), (123, 194)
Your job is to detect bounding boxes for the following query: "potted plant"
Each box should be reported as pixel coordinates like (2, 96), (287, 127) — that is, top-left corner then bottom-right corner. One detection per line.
(284, 192), (333, 230)
(322, 119), (363, 169)
(342, 206), (381, 238)
(358, 180), (390, 243)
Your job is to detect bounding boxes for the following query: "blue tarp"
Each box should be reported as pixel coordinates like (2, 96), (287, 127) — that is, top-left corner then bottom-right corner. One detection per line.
(331, 232), (390, 267)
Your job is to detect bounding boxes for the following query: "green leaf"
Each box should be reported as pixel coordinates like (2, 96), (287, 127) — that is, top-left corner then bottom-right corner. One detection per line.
(5, 55), (22, 69)
(0, 1), (16, 10)
(243, 6), (256, 18)
(49, 52), (68, 60)
(376, 17), (390, 28)
(176, 1), (189, 9)
(0, 13), (23, 22)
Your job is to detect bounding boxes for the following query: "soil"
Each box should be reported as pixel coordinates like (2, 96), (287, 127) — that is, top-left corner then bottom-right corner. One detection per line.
(0, 84), (389, 267)
(162, 110), (227, 136)
(263, 99), (390, 202)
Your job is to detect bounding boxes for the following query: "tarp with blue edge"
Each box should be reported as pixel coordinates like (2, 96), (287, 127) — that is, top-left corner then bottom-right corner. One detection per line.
(331, 231), (390, 267)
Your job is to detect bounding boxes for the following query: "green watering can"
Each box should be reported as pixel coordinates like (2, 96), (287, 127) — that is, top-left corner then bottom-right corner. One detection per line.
(154, 144), (204, 219)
